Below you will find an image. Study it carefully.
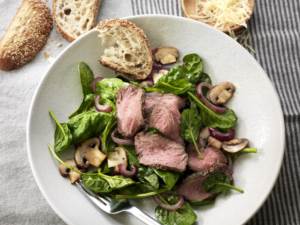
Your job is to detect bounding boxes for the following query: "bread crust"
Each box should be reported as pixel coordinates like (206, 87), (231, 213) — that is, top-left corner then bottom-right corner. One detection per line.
(97, 19), (153, 80)
(0, 0), (53, 71)
(53, 0), (101, 42)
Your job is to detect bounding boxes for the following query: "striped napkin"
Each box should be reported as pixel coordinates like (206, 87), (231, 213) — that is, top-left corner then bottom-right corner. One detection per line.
(130, 0), (300, 225)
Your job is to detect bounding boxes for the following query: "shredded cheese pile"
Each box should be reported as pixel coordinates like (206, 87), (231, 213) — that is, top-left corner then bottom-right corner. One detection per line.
(196, 0), (251, 31)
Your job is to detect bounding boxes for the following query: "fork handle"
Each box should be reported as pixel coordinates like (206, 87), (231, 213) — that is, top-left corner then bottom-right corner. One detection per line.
(127, 206), (161, 225)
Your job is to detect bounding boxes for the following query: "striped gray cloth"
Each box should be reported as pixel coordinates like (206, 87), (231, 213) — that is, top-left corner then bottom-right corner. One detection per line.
(131, 0), (300, 225)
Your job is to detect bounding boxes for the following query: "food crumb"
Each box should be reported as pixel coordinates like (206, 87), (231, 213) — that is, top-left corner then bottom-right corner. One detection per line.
(57, 43), (63, 48)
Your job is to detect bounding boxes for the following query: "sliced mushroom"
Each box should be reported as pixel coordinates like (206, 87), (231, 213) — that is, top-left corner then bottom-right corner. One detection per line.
(154, 47), (179, 64)
(207, 82), (235, 105)
(58, 160), (80, 184)
(107, 147), (128, 170)
(75, 138), (106, 168)
(153, 69), (168, 83)
(207, 136), (222, 149)
(222, 138), (249, 153)
(198, 127), (209, 148)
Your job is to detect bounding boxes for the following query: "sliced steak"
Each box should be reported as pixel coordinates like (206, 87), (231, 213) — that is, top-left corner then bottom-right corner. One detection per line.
(148, 103), (183, 143)
(187, 147), (227, 174)
(177, 172), (214, 202)
(144, 92), (185, 143)
(144, 92), (185, 113)
(116, 86), (144, 137)
(134, 132), (188, 172)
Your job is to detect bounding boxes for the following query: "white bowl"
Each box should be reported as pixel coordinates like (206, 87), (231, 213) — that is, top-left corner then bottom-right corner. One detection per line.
(27, 15), (285, 225)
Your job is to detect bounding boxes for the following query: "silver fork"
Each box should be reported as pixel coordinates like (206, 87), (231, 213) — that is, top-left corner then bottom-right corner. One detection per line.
(76, 181), (161, 225)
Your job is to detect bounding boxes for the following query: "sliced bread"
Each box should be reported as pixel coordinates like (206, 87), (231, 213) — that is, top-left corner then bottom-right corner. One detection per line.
(0, 0), (53, 71)
(53, 0), (101, 42)
(96, 19), (153, 80)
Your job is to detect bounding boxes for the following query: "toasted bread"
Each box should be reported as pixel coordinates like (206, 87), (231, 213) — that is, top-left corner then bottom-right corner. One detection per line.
(53, 0), (101, 42)
(0, 0), (53, 71)
(96, 19), (153, 80)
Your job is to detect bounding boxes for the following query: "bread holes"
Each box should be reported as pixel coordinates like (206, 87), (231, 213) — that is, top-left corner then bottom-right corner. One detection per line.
(124, 53), (133, 62)
(64, 8), (71, 15)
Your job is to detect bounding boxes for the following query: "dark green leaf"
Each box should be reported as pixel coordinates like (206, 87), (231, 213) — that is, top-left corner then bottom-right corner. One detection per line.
(112, 183), (167, 199)
(155, 195), (197, 225)
(69, 94), (95, 118)
(49, 111), (72, 153)
(138, 167), (160, 190)
(188, 92), (237, 129)
(68, 111), (112, 144)
(190, 198), (215, 206)
(182, 53), (203, 84)
(125, 146), (140, 166)
(154, 76), (193, 95)
(82, 172), (135, 194)
(203, 171), (244, 194)
(100, 116), (117, 153)
(79, 62), (94, 96)
(153, 169), (180, 190)
(95, 78), (127, 101)
(180, 104), (202, 154)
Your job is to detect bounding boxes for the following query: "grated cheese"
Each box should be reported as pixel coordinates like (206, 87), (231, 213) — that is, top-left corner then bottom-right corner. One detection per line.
(196, 0), (252, 31)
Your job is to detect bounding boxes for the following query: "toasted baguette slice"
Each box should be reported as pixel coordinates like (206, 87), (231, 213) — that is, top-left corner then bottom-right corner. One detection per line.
(53, 0), (101, 42)
(0, 0), (52, 71)
(96, 19), (153, 80)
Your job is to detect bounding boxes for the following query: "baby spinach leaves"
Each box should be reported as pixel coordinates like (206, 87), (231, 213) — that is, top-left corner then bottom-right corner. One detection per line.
(188, 92), (237, 129)
(49, 111), (72, 153)
(155, 195), (197, 225)
(153, 169), (180, 190)
(69, 94), (95, 118)
(95, 78), (127, 101)
(203, 172), (244, 194)
(180, 103), (202, 155)
(82, 172), (135, 194)
(79, 62), (94, 96)
(68, 111), (112, 144)
(100, 116), (117, 153)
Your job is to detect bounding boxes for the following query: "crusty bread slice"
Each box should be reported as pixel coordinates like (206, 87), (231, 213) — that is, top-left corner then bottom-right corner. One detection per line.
(53, 0), (101, 42)
(96, 19), (153, 80)
(0, 0), (52, 71)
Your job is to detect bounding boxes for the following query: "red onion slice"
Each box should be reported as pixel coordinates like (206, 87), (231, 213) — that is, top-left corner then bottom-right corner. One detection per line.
(91, 77), (103, 93)
(196, 83), (226, 114)
(94, 95), (112, 112)
(118, 164), (137, 177)
(209, 128), (235, 141)
(153, 195), (185, 211)
(111, 129), (134, 145)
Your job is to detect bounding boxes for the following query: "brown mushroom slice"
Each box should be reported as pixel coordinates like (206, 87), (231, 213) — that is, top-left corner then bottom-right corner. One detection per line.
(207, 82), (235, 105)
(153, 69), (168, 83)
(107, 147), (128, 168)
(207, 136), (222, 149)
(58, 160), (80, 184)
(154, 47), (179, 64)
(75, 138), (106, 168)
(222, 138), (249, 153)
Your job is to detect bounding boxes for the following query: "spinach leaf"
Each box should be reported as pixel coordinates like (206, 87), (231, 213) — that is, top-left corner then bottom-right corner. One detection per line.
(180, 104), (202, 155)
(95, 78), (127, 101)
(49, 111), (72, 153)
(79, 62), (94, 96)
(155, 195), (197, 225)
(125, 146), (140, 166)
(82, 172), (135, 194)
(138, 167), (160, 190)
(188, 92), (237, 129)
(190, 198), (215, 206)
(182, 53), (203, 84)
(100, 116), (117, 153)
(112, 183), (167, 199)
(153, 169), (180, 190)
(69, 94), (95, 118)
(203, 171), (244, 194)
(68, 111), (112, 144)
(153, 53), (209, 95)
(154, 65), (193, 95)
